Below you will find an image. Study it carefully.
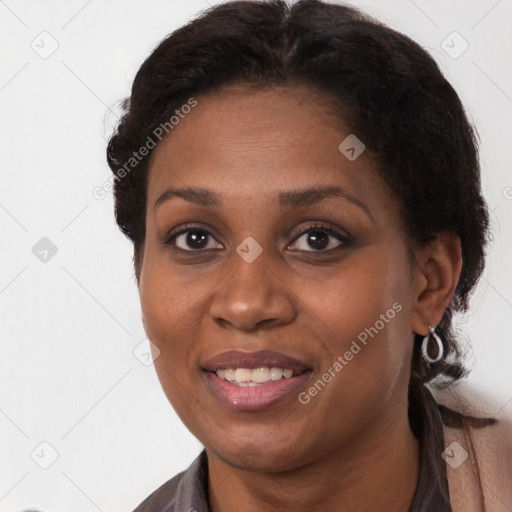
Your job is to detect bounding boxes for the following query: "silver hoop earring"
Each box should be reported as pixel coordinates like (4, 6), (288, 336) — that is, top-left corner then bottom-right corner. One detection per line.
(421, 325), (444, 363)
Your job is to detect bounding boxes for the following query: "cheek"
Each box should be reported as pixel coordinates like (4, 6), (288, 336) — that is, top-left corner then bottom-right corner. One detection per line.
(139, 256), (196, 366)
(139, 264), (206, 423)
(140, 245), (203, 332)
(296, 246), (412, 397)
(298, 244), (409, 337)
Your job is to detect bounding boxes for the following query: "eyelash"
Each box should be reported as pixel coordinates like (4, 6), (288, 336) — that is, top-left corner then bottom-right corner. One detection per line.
(163, 221), (352, 254)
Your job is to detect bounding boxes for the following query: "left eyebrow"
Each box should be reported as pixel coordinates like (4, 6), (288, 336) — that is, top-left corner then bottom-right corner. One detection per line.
(153, 184), (374, 223)
(278, 185), (374, 223)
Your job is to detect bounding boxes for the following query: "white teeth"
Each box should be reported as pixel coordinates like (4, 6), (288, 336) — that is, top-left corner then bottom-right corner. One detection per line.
(251, 367), (270, 383)
(234, 368), (252, 382)
(224, 369), (236, 381)
(270, 367), (283, 380)
(215, 366), (297, 385)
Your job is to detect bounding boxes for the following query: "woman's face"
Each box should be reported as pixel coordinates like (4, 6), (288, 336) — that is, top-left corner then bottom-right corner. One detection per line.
(139, 85), (421, 471)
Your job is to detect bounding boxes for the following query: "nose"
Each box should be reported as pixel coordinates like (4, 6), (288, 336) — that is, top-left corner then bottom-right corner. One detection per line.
(208, 244), (296, 331)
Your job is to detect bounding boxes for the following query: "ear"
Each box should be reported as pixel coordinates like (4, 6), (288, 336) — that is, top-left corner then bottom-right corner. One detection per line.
(410, 232), (462, 336)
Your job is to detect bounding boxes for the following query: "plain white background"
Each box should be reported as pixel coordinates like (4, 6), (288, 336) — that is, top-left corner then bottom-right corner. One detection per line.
(1, 0), (511, 510)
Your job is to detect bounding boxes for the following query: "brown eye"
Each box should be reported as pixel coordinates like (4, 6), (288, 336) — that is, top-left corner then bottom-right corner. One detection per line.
(165, 225), (223, 251)
(177, 229), (210, 250)
(288, 223), (351, 252)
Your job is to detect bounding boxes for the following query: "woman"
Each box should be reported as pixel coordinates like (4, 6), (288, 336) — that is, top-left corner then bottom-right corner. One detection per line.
(106, 1), (512, 510)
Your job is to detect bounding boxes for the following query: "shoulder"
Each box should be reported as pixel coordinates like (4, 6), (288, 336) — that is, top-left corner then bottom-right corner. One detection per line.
(130, 450), (208, 512)
(431, 383), (512, 512)
(130, 470), (183, 512)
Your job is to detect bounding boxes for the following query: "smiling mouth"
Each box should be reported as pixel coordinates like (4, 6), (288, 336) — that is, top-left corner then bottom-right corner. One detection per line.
(200, 349), (314, 410)
(202, 368), (313, 411)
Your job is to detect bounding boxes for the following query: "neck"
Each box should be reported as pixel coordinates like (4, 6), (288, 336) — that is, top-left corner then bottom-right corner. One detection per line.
(207, 408), (420, 512)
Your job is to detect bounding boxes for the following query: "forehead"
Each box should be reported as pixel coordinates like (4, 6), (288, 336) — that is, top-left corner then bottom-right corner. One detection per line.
(146, 85), (386, 209)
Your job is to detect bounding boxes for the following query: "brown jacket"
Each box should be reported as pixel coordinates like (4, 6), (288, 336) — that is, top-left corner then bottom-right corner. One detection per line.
(433, 384), (512, 512)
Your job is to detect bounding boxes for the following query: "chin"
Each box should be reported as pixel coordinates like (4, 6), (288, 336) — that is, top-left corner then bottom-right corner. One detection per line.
(209, 436), (308, 473)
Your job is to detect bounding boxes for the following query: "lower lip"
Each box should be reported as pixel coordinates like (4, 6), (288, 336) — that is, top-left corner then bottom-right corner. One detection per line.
(203, 371), (312, 411)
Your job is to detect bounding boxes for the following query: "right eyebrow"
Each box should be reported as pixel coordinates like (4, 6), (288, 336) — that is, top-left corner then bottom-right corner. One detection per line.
(154, 187), (221, 210)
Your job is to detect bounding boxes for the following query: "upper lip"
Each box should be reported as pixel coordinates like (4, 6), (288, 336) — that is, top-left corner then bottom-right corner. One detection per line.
(202, 349), (313, 373)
